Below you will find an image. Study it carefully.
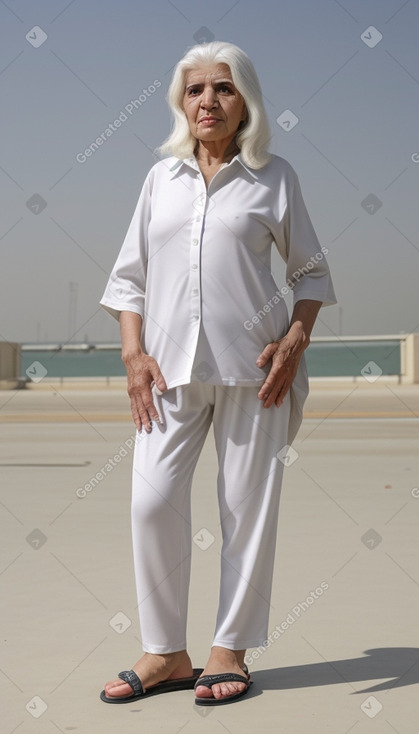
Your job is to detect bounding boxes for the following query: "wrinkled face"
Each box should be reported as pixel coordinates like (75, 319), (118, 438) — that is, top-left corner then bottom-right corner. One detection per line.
(182, 63), (247, 147)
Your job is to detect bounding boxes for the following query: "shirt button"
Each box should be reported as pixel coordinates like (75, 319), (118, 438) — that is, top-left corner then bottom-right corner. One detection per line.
(192, 264), (198, 270)
(192, 288), (198, 296)
(193, 314), (199, 320)
(192, 238), (198, 245)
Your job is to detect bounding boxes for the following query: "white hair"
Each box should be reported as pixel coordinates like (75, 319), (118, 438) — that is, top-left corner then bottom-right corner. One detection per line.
(157, 41), (272, 169)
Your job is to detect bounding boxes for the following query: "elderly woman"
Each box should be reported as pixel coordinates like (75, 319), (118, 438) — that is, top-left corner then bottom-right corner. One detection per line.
(99, 41), (336, 706)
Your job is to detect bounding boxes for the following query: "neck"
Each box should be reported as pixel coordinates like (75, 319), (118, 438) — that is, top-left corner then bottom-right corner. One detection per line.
(195, 137), (240, 166)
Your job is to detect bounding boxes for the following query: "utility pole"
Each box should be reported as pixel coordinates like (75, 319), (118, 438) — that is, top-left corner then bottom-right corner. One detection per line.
(68, 282), (78, 341)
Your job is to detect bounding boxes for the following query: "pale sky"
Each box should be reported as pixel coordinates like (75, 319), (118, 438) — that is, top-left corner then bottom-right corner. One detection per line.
(1, 0), (418, 344)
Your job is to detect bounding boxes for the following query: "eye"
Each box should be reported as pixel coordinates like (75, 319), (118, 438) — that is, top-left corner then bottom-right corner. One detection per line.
(186, 86), (200, 96)
(218, 83), (233, 93)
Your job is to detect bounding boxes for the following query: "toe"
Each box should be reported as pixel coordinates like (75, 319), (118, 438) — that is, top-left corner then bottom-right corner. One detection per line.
(195, 684), (214, 699)
(196, 680), (247, 700)
(104, 679), (133, 698)
(214, 681), (246, 699)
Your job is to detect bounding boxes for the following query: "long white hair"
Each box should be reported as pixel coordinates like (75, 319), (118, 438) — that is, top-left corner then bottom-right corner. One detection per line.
(158, 41), (271, 169)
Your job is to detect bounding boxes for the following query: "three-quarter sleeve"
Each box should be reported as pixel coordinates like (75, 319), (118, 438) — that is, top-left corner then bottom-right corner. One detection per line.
(99, 172), (152, 321)
(273, 164), (337, 308)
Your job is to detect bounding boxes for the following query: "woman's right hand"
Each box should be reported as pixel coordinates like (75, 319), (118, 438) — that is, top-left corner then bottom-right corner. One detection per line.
(123, 352), (167, 433)
(119, 311), (167, 432)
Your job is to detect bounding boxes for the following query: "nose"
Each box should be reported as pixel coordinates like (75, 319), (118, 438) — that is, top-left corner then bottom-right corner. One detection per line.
(200, 85), (218, 110)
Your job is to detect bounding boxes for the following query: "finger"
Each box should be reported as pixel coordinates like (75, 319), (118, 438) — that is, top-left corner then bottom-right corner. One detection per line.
(137, 401), (153, 433)
(265, 382), (289, 408)
(257, 377), (274, 402)
(131, 392), (155, 433)
(150, 363), (167, 393)
(275, 383), (291, 407)
(258, 382), (280, 408)
(129, 396), (143, 432)
(262, 387), (280, 409)
(140, 388), (161, 427)
(259, 370), (289, 407)
(257, 367), (283, 400)
(273, 370), (297, 407)
(256, 342), (278, 368)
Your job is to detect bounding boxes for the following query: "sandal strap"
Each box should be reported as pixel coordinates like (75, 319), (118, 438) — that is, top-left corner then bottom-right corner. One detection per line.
(195, 672), (249, 690)
(117, 669), (144, 696)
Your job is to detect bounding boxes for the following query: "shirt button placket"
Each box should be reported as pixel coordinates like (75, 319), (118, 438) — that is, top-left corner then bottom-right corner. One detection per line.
(190, 184), (207, 326)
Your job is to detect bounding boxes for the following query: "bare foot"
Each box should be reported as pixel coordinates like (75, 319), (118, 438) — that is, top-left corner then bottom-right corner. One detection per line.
(195, 646), (248, 701)
(104, 650), (194, 699)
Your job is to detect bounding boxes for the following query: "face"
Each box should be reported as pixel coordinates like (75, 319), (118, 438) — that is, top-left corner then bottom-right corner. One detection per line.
(182, 63), (247, 147)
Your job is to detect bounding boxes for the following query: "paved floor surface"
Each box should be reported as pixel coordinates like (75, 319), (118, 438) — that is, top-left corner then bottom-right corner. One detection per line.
(1, 381), (418, 733)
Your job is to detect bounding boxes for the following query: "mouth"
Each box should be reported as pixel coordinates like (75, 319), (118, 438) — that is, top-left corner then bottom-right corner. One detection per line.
(198, 117), (221, 125)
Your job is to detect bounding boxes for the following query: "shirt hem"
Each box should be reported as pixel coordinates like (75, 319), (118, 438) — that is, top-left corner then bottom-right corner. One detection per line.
(99, 299), (144, 320)
(293, 291), (337, 308)
(163, 375), (266, 390)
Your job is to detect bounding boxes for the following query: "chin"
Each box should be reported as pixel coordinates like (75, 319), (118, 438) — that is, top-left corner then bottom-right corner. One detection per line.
(196, 130), (223, 140)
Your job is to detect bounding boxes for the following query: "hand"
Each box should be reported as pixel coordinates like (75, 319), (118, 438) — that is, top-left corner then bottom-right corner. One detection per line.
(123, 352), (167, 432)
(256, 328), (307, 408)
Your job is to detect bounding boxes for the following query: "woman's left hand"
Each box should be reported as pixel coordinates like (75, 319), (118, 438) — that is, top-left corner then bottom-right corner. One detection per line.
(256, 299), (322, 408)
(256, 331), (306, 408)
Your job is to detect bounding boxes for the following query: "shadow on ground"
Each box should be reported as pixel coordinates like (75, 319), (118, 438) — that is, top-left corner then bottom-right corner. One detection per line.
(248, 647), (419, 697)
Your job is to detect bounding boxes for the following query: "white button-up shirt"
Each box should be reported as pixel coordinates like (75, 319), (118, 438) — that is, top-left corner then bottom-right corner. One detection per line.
(100, 153), (336, 443)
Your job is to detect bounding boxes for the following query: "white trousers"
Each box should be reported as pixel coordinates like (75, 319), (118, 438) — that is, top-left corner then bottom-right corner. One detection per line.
(131, 381), (290, 654)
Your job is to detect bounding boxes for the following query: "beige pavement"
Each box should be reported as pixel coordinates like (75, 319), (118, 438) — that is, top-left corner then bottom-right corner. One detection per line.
(1, 381), (419, 733)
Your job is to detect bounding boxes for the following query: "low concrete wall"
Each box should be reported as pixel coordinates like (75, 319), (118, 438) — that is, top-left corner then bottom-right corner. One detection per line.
(5, 334), (419, 388)
(401, 333), (419, 384)
(0, 342), (21, 388)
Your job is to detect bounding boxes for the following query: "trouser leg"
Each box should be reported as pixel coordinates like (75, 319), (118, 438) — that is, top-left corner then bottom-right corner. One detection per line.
(211, 386), (291, 650)
(131, 383), (213, 653)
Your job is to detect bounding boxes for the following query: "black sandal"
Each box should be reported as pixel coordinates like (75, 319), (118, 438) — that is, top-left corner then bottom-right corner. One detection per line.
(194, 664), (252, 706)
(100, 667), (203, 703)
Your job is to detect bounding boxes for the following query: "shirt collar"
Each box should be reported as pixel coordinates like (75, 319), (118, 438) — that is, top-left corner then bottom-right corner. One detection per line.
(167, 153), (259, 180)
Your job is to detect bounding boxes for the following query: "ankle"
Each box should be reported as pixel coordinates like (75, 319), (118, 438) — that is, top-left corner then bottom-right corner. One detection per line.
(142, 650), (182, 668)
(236, 651), (246, 668)
(153, 649), (188, 661)
(210, 646), (246, 666)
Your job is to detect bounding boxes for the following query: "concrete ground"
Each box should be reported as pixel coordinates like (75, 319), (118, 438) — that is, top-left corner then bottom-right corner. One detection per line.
(1, 379), (419, 734)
